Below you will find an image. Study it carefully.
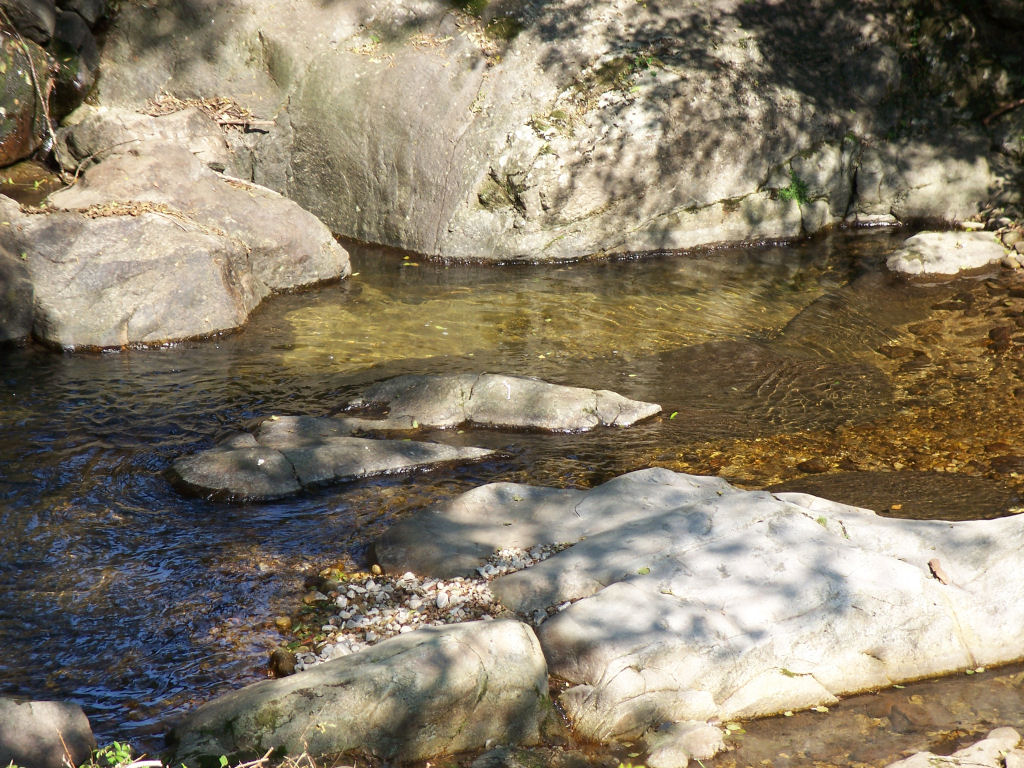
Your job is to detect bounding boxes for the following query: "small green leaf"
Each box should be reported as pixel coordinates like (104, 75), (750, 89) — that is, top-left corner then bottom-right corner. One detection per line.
(219, 757), (229, 768)
(669, 411), (678, 419)
(636, 566), (650, 575)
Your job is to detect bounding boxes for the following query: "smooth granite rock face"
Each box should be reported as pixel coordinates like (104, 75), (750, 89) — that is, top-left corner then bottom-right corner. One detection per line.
(354, 373), (662, 432)
(886, 231), (1006, 276)
(376, 468), (1024, 742)
(91, 0), (1009, 260)
(167, 619), (551, 764)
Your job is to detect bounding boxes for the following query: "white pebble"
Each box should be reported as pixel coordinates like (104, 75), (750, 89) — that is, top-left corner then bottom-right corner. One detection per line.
(436, 591), (450, 610)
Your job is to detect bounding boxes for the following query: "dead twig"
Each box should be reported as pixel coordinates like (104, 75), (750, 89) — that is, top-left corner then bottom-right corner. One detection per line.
(983, 97), (1024, 126)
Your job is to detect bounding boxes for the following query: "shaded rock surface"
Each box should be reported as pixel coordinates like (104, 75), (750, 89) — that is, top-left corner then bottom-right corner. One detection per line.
(172, 415), (495, 501)
(0, 107), (349, 348)
(886, 231), (1007, 276)
(91, 0), (1013, 260)
(354, 373), (662, 432)
(167, 619), (551, 764)
(377, 468), (1024, 742)
(0, 697), (96, 768)
(0, 246), (32, 343)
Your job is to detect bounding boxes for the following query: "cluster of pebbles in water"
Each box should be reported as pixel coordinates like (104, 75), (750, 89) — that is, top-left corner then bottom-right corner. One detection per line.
(286, 545), (569, 672)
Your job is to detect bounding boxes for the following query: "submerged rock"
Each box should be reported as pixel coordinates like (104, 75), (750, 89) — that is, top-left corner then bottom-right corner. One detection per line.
(770, 470), (1020, 521)
(647, 340), (890, 438)
(167, 619), (551, 764)
(353, 373), (662, 432)
(886, 231), (1006, 276)
(377, 468), (1024, 743)
(172, 423), (494, 501)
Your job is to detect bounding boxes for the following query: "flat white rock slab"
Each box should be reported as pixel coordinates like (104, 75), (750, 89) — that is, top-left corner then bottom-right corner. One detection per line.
(377, 468), (1024, 742)
(886, 231), (1005, 275)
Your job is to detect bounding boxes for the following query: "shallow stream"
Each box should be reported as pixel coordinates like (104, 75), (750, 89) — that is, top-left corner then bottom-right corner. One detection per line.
(4, 229), (1024, 764)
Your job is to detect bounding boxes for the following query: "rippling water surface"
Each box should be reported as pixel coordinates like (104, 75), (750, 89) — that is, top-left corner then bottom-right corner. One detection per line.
(3, 229), (1023, 761)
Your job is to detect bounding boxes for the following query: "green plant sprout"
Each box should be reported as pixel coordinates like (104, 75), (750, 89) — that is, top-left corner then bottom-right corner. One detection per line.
(778, 169), (810, 205)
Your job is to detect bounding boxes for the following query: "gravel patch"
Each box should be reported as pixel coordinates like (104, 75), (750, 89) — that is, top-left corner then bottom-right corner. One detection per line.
(290, 545), (570, 671)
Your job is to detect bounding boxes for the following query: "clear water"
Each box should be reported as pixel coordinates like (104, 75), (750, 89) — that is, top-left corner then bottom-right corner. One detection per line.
(3, 228), (1023, 762)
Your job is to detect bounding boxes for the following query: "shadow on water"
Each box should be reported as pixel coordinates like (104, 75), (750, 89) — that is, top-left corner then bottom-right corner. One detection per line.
(4, 228), (1024, 760)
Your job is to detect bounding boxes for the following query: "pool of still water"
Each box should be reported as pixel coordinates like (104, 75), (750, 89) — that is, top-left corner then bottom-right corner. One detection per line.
(4, 228), (1024, 763)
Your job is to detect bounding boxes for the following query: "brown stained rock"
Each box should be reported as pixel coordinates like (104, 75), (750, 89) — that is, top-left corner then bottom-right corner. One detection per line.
(797, 457), (829, 474)
(268, 648), (296, 678)
(0, 34), (52, 166)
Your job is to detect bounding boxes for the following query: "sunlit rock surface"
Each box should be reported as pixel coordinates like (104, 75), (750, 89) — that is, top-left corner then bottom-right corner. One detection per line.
(886, 232), (1006, 276)
(354, 373), (662, 431)
(0, 107), (349, 348)
(378, 468), (1024, 742)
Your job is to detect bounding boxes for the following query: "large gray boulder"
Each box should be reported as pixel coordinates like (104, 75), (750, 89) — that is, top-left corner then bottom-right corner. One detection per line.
(354, 373), (662, 431)
(377, 468), (1024, 743)
(172, 416), (495, 501)
(0, 697), (96, 768)
(167, 619), (552, 764)
(0, 108), (349, 348)
(91, 0), (1007, 260)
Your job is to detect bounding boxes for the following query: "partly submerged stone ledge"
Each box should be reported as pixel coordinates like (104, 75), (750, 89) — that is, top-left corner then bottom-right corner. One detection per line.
(171, 425), (494, 501)
(171, 375), (661, 500)
(353, 373), (662, 432)
(172, 468), (1024, 766)
(379, 468), (1024, 743)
